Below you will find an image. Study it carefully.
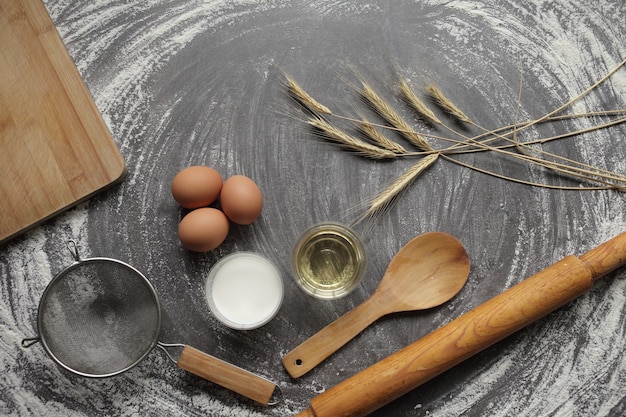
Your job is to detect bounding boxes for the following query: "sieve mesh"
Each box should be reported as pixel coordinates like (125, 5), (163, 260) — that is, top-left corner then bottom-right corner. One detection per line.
(37, 258), (161, 377)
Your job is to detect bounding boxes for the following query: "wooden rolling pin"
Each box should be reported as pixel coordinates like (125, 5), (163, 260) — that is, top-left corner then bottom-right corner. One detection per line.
(295, 231), (626, 417)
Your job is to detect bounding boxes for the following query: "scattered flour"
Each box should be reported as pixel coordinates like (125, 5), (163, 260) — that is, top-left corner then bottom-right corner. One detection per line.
(2, 0), (625, 416)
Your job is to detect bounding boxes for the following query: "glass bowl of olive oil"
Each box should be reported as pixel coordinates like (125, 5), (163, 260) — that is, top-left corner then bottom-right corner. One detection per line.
(291, 222), (366, 299)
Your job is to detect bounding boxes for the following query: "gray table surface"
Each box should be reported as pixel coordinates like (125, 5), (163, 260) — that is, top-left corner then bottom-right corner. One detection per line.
(2, 1), (626, 416)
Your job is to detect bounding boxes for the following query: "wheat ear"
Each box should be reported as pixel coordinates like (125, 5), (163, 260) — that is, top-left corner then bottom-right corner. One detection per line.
(361, 81), (434, 152)
(359, 118), (407, 154)
(399, 79), (442, 125)
(425, 84), (472, 124)
(307, 117), (397, 159)
(285, 74), (332, 115)
(357, 153), (439, 223)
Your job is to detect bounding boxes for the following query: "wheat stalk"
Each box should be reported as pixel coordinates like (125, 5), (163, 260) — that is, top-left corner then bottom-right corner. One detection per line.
(360, 81), (434, 152)
(284, 58), (626, 219)
(440, 57), (626, 154)
(442, 111), (626, 154)
(356, 153), (439, 223)
(435, 118), (626, 189)
(431, 100), (626, 188)
(425, 84), (473, 124)
(419, 68), (626, 189)
(307, 117), (397, 159)
(311, 79), (626, 188)
(440, 153), (625, 191)
(285, 74), (332, 115)
(359, 118), (407, 154)
(437, 115), (626, 189)
(437, 114), (626, 187)
(399, 79), (443, 125)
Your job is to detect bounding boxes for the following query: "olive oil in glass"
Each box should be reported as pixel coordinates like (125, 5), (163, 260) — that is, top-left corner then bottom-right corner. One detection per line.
(292, 223), (366, 299)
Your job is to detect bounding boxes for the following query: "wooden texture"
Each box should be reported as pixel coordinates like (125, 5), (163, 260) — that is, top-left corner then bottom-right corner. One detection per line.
(296, 231), (626, 417)
(283, 232), (470, 378)
(0, 0), (125, 244)
(177, 345), (277, 405)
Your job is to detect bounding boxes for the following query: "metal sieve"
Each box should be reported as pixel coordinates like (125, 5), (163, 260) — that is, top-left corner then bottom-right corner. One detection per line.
(22, 241), (280, 405)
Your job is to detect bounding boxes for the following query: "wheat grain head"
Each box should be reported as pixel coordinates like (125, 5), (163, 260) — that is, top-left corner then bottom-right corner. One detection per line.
(425, 84), (472, 124)
(360, 81), (434, 152)
(359, 119), (407, 154)
(307, 117), (397, 159)
(285, 74), (332, 115)
(356, 153), (439, 223)
(399, 79), (443, 125)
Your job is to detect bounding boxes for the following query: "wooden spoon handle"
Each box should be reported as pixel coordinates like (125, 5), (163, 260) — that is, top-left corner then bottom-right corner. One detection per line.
(283, 296), (385, 378)
(177, 345), (278, 405)
(296, 231), (626, 417)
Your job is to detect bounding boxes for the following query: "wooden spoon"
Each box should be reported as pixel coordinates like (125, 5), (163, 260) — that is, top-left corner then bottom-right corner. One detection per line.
(282, 231), (470, 378)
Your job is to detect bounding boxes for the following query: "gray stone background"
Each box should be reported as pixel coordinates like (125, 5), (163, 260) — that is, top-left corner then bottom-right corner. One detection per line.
(2, 1), (625, 416)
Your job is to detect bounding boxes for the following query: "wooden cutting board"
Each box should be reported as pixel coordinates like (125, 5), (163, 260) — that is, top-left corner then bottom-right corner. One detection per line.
(0, 0), (126, 244)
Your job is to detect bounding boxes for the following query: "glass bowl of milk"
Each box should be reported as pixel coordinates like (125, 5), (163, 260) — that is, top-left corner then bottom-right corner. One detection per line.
(205, 252), (284, 330)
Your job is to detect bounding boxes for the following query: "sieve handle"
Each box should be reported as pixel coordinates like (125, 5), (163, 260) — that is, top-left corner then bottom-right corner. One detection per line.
(177, 345), (279, 405)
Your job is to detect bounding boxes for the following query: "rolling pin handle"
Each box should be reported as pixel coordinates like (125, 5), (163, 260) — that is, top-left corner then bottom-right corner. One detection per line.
(579, 231), (626, 281)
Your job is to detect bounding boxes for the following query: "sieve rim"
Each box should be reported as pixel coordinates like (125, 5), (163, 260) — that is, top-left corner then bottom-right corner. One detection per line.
(36, 256), (162, 378)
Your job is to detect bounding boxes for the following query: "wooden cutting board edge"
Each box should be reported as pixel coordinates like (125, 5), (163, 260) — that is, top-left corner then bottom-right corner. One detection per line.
(0, 169), (127, 246)
(0, 0), (127, 246)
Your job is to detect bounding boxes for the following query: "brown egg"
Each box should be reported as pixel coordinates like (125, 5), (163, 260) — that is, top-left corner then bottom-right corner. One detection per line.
(178, 208), (229, 252)
(171, 166), (223, 209)
(220, 175), (263, 225)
